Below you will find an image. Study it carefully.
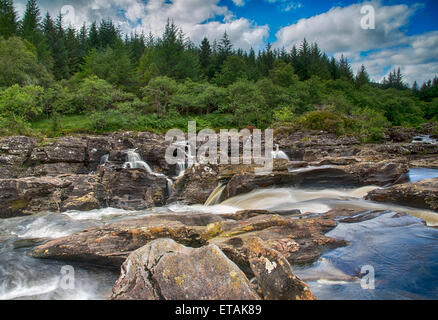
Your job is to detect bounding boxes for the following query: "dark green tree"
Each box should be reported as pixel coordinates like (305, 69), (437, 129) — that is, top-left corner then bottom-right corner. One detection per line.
(88, 22), (99, 49)
(199, 37), (212, 79)
(0, 0), (17, 38)
(338, 54), (353, 80)
(20, 0), (40, 43)
(355, 65), (370, 88)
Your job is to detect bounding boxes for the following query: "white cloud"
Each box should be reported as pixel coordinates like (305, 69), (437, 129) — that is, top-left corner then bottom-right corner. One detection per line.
(274, 1), (415, 53)
(351, 31), (438, 85)
(15, 0), (268, 51)
(232, 0), (246, 7)
(266, 0), (303, 12)
(274, 1), (437, 85)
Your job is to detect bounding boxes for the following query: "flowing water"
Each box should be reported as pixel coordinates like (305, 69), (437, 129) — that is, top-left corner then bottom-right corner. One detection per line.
(171, 141), (196, 178)
(271, 144), (290, 161)
(412, 135), (438, 145)
(1, 167), (438, 300)
(123, 149), (173, 195)
(409, 167), (438, 183)
(204, 184), (227, 206)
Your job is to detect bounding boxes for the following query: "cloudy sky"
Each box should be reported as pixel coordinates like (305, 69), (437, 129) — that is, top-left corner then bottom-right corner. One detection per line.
(14, 0), (438, 85)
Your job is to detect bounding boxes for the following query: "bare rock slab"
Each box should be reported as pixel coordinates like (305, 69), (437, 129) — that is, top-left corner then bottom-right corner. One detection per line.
(366, 177), (438, 211)
(111, 238), (260, 300)
(30, 213), (220, 267)
(248, 237), (315, 300)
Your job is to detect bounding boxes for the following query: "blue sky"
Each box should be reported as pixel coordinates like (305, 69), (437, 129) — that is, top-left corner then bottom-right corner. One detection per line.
(223, 0), (438, 41)
(14, 0), (438, 85)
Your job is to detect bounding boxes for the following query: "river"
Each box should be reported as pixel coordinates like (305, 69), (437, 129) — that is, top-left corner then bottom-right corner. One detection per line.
(0, 168), (437, 300)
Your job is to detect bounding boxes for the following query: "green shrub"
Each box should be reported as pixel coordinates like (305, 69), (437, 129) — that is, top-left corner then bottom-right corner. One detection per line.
(0, 84), (44, 122)
(72, 76), (115, 113)
(273, 106), (295, 125)
(351, 107), (389, 142)
(293, 111), (346, 135)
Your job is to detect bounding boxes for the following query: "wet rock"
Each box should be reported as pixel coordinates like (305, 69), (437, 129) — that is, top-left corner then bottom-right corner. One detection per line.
(219, 209), (301, 221)
(167, 164), (221, 205)
(135, 139), (171, 175)
(30, 137), (87, 164)
(319, 208), (385, 223)
(247, 237), (315, 300)
(111, 239), (260, 300)
(59, 175), (108, 211)
(310, 156), (361, 166)
(0, 136), (39, 178)
(223, 166), (357, 200)
(386, 127), (416, 143)
(217, 161), (408, 202)
(100, 167), (170, 210)
(0, 176), (69, 218)
(31, 215), (211, 267)
(208, 215), (348, 276)
(26, 162), (88, 176)
(410, 156), (438, 169)
(86, 136), (112, 171)
(366, 178), (438, 211)
(345, 161), (409, 186)
(0, 174), (109, 218)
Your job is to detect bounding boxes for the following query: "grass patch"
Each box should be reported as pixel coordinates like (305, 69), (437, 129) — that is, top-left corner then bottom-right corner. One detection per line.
(30, 113), (240, 137)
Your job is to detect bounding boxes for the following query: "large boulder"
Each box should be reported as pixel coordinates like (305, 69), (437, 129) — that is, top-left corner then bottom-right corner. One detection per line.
(111, 239), (260, 300)
(366, 178), (438, 211)
(224, 167), (358, 199)
(0, 166), (174, 218)
(247, 237), (315, 300)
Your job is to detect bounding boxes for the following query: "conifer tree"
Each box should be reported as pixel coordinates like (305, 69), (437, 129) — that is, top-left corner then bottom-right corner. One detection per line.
(20, 0), (40, 43)
(50, 13), (69, 80)
(199, 37), (212, 79)
(355, 65), (370, 88)
(338, 54), (353, 80)
(0, 0), (17, 38)
(88, 21), (99, 49)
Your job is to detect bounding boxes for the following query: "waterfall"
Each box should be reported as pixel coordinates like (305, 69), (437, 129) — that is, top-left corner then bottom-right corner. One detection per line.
(412, 135), (438, 145)
(172, 141), (196, 177)
(204, 184), (227, 206)
(271, 144), (290, 161)
(123, 150), (155, 174)
(99, 154), (109, 166)
(123, 149), (173, 195)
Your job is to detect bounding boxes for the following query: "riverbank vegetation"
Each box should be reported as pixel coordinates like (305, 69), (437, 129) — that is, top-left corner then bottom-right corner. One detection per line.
(0, 0), (437, 142)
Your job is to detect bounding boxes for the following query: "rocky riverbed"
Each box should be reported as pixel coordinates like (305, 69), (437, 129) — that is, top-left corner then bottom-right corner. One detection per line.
(0, 128), (438, 300)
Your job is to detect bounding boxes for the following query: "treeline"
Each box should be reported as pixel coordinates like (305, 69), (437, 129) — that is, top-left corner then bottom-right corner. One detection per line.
(0, 0), (437, 141)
